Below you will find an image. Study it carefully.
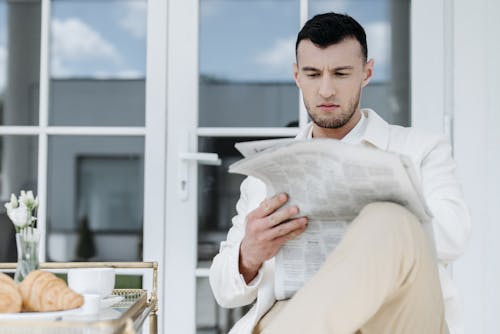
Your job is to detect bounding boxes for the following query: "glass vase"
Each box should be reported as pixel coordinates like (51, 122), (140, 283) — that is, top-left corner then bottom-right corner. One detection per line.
(14, 227), (40, 283)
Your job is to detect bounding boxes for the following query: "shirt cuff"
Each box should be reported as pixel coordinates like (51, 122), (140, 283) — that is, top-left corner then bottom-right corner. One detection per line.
(239, 268), (263, 288)
(234, 241), (264, 290)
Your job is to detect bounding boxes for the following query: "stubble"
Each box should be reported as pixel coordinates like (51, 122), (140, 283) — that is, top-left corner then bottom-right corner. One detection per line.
(305, 89), (361, 129)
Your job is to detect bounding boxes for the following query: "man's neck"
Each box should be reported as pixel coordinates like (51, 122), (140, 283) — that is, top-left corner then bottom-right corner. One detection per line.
(312, 110), (362, 140)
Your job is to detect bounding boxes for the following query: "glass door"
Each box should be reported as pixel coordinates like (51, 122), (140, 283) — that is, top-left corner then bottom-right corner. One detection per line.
(196, 1), (301, 331)
(165, 0), (412, 332)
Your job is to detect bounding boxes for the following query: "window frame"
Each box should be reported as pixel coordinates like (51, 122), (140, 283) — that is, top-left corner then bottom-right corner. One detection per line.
(0, 0), (161, 330)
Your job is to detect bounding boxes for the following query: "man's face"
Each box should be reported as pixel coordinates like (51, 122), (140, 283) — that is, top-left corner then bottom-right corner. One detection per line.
(294, 38), (373, 131)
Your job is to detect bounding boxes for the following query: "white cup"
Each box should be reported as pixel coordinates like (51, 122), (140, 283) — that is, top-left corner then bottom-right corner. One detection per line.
(68, 268), (115, 298)
(81, 294), (101, 315)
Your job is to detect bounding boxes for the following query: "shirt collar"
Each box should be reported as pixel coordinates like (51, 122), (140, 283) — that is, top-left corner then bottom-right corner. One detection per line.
(299, 108), (390, 150)
(359, 108), (390, 150)
(340, 112), (367, 144)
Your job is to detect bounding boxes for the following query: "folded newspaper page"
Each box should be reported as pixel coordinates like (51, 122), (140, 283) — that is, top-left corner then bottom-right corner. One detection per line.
(229, 138), (434, 300)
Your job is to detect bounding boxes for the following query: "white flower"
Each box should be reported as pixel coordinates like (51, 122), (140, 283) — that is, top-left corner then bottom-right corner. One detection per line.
(4, 194), (20, 215)
(6, 193), (19, 209)
(4, 190), (38, 231)
(5, 203), (30, 228)
(19, 190), (38, 211)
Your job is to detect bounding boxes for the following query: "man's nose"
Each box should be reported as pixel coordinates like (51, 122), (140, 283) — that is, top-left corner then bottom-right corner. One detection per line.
(318, 77), (336, 99)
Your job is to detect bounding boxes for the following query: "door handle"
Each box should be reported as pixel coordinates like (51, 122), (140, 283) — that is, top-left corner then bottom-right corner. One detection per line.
(180, 152), (221, 166)
(178, 152), (221, 201)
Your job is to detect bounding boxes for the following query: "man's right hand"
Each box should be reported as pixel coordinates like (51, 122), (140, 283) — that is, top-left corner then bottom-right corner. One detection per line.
(239, 192), (308, 283)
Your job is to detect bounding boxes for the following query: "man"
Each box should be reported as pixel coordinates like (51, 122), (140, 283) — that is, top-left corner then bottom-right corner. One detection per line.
(210, 12), (470, 334)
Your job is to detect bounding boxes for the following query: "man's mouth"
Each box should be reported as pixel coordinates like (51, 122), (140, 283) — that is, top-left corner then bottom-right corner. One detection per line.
(317, 104), (340, 111)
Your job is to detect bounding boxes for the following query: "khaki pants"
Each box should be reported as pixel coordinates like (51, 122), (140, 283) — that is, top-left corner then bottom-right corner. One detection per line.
(253, 202), (448, 334)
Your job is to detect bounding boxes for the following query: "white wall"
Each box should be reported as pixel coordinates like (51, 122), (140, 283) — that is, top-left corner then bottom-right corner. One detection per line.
(412, 1), (500, 332)
(453, 0), (500, 333)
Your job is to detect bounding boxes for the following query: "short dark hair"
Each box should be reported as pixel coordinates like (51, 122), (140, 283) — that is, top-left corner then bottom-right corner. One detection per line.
(295, 12), (368, 62)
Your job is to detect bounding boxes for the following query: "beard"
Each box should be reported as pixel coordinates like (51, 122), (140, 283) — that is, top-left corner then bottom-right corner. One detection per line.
(305, 89), (361, 129)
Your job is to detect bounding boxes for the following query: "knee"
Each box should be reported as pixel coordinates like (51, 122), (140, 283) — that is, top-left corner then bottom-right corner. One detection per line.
(354, 202), (422, 238)
(338, 202), (431, 266)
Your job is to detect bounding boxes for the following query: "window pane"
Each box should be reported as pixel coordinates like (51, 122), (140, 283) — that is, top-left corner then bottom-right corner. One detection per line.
(199, 0), (300, 127)
(0, 1), (41, 126)
(47, 136), (144, 262)
(309, 0), (410, 126)
(0, 135), (38, 262)
(198, 136), (287, 259)
(196, 276), (251, 334)
(49, 0), (147, 126)
(197, 136), (278, 330)
(197, 137), (248, 265)
(196, 277), (219, 333)
(0, 136), (38, 200)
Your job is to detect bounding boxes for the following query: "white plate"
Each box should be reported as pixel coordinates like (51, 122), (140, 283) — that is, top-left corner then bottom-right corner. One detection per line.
(98, 307), (122, 320)
(0, 307), (83, 321)
(100, 295), (124, 309)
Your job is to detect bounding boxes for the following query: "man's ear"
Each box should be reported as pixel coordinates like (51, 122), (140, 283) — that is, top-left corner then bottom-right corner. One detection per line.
(361, 58), (374, 88)
(293, 62), (300, 88)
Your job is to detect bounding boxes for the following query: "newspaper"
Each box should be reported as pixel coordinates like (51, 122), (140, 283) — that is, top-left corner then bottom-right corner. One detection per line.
(229, 138), (434, 300)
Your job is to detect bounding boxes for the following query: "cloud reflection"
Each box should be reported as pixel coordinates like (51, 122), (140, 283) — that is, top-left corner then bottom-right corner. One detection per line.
(51, 18), (122, 77)
(255, 36), (295, 75)
(117, 2), (147, 39)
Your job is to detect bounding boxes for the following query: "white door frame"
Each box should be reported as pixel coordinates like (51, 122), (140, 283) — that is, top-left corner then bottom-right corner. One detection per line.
(161, 0), (199, 333)
(143, 0), (169, 333)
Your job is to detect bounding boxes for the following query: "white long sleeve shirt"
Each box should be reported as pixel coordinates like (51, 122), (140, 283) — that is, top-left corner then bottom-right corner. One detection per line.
(209, 109), (471, 334)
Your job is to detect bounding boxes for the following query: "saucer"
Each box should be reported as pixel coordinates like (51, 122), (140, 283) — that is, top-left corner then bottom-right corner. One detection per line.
(100, 295), (124, 309)
(0, 307), (83, 321)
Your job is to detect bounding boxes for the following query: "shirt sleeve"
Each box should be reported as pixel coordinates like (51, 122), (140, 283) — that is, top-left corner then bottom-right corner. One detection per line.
(420, 135), (471, 263)
(209, 177), (266, 308)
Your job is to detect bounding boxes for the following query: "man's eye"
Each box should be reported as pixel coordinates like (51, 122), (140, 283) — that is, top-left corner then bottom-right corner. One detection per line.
(306, 73), (320, 78)
(336, 72), (349, 77)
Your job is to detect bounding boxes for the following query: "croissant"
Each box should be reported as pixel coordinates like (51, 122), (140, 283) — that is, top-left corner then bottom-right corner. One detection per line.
(0, 272), (22, 313)
(19, 270), (83, 312)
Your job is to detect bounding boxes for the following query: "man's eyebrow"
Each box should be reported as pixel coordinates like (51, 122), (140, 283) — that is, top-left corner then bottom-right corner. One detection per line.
(300, 65), (355, 72)
(332, 66), (354, 71)
(301, 66), (320, 72)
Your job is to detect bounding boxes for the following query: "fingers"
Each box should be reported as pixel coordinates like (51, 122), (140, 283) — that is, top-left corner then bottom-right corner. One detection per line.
(266, 205), (299, 227)
(248, 193), (289, 220)
(264, 217), (308, 241)
(273, 230), (302, 246)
